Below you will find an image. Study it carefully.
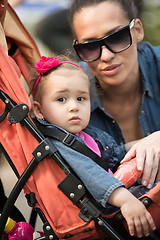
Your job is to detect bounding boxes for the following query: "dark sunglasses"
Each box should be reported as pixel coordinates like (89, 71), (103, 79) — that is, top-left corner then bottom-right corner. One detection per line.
(73, 19), (135, 62)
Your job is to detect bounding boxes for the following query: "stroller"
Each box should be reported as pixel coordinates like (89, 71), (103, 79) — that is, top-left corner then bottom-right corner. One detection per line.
(0, 2), (160, 240)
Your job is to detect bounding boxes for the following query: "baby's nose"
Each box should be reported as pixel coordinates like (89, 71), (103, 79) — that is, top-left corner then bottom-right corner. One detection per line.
(68, 100), (79, 111)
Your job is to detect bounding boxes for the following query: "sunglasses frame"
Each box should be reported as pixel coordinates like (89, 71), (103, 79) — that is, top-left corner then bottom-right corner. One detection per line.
(73, 19), (135, 62)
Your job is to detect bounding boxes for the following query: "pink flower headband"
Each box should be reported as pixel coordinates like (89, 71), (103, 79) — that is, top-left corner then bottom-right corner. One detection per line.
(32, 56), (83, 96)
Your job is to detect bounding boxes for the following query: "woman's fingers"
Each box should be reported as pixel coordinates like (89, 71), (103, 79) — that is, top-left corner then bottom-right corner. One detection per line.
(135, 145), (146, 171)
(140, 150), (160, 188)
(156, 164), (160, 183)
(144, 153), (159, 188)
(121, 145), (137, 163)
(122, 132), (160, 188)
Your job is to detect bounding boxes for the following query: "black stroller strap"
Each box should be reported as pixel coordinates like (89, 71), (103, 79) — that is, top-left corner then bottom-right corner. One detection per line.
(37, 125), (109, 172)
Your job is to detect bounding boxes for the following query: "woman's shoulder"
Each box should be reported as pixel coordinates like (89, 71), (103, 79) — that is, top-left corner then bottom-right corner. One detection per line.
(138, 41), (160, 83)
(138, 41), (160, 58)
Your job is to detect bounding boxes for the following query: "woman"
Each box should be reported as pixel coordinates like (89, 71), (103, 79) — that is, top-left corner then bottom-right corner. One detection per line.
(70, 0), (160, 189)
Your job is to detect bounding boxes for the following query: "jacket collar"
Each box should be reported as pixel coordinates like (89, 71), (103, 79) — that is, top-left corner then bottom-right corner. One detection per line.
(90, 44), (153, 113)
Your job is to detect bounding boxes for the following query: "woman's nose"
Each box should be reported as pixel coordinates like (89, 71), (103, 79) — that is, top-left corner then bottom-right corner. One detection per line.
(100, 45), (115, 62)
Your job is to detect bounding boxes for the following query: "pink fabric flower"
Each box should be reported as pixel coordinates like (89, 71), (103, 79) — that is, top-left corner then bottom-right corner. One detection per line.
(32, 56), (83, 97)
(35, 56), (60, 75)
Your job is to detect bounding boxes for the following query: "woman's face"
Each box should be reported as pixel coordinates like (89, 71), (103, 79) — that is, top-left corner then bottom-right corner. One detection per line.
(72, 1), (144, 88)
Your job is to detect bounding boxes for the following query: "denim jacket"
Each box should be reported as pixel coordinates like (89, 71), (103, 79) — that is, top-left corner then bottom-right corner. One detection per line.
(80, 42), (160, 160)
(34, 118), (124, 208)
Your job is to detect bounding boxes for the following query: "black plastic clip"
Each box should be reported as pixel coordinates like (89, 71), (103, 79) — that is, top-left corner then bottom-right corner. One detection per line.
(8, 103), (29, 124)
(78, 198), (101, 222)
(26, 192), (38, 207)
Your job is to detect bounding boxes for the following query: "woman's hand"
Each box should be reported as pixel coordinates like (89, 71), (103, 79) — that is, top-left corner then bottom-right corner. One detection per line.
(121, 131), (160, 189)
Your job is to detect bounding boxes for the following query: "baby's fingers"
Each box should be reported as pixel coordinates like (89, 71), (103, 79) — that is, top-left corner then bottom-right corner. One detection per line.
(139, 212), (156, 237)
(139, 216), (149, 237)
(127, 218), (135, 237)
(134, 217), (143, 238)
(145, 212), (156, 233)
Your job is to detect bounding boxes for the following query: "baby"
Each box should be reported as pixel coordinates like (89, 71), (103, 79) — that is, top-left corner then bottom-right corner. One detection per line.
(29, 56), (155, 238)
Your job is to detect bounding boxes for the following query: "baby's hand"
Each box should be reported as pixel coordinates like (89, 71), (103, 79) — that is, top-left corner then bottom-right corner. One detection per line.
(121, 198), (156, 237)
(108, 187), (156, 237)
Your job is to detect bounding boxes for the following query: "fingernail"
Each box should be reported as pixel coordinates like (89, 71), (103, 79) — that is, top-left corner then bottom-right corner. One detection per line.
(138, 166), (143, 171)
(143, 181), (147, 186)
(145, 233), (149, 236)
(147, 184), (152, 189)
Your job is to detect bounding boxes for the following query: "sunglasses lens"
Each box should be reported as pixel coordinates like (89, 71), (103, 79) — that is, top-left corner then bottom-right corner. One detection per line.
(105, 27), (131, 52)
(74, 41), (100, 62)
(74, 25), (132, 62)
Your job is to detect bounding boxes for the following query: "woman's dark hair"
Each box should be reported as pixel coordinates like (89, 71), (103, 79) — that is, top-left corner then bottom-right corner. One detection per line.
(70, 0), (136, 29)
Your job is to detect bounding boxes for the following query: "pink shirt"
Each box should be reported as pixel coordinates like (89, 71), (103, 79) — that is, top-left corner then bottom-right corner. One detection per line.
(76, 131), (113, 175)
(76, 131), (101, 157)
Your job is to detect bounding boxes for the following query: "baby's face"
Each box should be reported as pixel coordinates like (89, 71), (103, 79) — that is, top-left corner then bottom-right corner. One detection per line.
(39, 68), (91, 134)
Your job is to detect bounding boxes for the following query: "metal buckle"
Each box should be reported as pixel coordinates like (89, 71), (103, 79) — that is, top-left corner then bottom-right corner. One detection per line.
(62, 133), (75, 146)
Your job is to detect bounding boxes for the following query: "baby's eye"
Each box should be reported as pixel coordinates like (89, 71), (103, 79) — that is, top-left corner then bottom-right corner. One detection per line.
(77, 97), (84, 101)
(58, 97), (66, 102)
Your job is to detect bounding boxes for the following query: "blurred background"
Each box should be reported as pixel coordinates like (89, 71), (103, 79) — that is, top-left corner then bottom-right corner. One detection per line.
(9, 0), (70, 56)
(138, 0), (160, 45)
(10, 0), (160, 53)
(0, 0), (160, 233)
(9, 0), (160, 57)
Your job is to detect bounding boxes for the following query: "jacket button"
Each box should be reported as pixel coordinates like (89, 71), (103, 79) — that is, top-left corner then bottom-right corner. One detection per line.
(83, 228), (92, 232)
(64, 234), (73, 238)
(105, 146), (109, 151)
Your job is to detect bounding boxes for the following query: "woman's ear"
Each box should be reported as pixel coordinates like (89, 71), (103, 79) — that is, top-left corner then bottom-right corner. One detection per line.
(134, 18), (144, 43)
(32, 101), (44, 119)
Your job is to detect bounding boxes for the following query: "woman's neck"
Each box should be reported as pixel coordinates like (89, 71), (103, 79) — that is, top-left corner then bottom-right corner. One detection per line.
(99, 72), (143, 142)
(100, 72), (141, 104)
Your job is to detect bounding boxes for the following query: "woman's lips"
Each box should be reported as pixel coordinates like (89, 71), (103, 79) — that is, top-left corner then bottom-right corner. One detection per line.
(102, 64), (120, 76)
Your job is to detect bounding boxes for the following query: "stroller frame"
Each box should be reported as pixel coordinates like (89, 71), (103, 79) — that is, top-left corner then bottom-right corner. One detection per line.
(0, 89), (124, 240)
